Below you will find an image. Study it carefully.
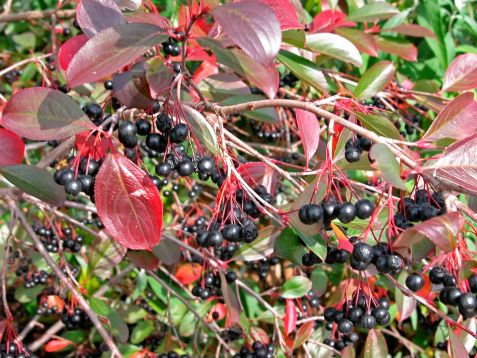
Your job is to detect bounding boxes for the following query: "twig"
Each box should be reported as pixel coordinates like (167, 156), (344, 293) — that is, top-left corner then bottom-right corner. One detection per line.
(36, 137), (75, 169)
(0, 9), (75, 23)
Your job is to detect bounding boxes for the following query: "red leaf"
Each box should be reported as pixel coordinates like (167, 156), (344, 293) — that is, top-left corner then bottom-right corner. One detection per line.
(127, 250), (159, 270)
(336, 28), (378, 57)
(284, 299), (297, 336)
(310, 10), (354, 33)
(125, 12), (170, 28)
(211, 1), (281, 65)
(75, 131), (110, 160)
(192, 59), (219, 84)
(44, 338), (74, 352)
(76, 0), (125, 38)
(174, 263), (202, 285)
(420, 93), (477, 143)
(237, 162), (278, 194)
(423, 134), (477, 196)
(58, 34), (88, 71)
(295, 109), (319, 168)
(255, 0), (303, 30)
(0, 128), (24, 167)
(220, 272), (241, 327)
(94, 153), (163, 250)
(1, 88), (94, 140)
(112, 62), (154, 109)
(293, 321), (314, 349)
(147, 64), (175, 99)
(207, 302), (227, 322)
(66, 23), (165, 88)
(384, 24), (436, 38)
(376, 36), (417, 62)
(394, 212), (463, 259)
(442, 53), (477, 92)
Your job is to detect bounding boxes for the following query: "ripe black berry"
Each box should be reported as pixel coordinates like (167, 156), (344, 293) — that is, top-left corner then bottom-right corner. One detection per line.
(242, 222), (258, 243)
(65, 179), (82, 195)
(298, 204), (323, 225)
(80, 158), (100, 176)
(146, 133), (165, 152)
(170, 123), (189, 143)
(222, 224), (242, 242)
(104, 80), (113, 90)
(136, 119), (151, 136)
(469, 274), (477, 293)
(337, 319), (353, 333)
(405, 273), (425, 292)
(457, 293), (477, 311)
(177, 159), (194, 176)
(118, 121), (138, 148)
(353, 243), (374, 263)
(345, 147), (361, 163)
(386, 254), (403, 274)
(357, 137), (372, 151)
(226, 271), (237, 283)
(355, 199), (374, 219)
(78, 175), (94, 195)
(336, 202), (357, 223)
(155, 162), (172, 177)
(358, 314), (376, 329)
(197, 157), (215, 174)
(207, 231), (224, 247)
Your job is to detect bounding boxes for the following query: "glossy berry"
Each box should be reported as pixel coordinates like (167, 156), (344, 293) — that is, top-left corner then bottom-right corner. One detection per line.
(324, 307), (336, 321)
(355, 199), (374, 219)
(197, 157), (215, 174)
(136, 119), (151, 136)
(177, 159), (194, 177)
(348, 307), (363, 323)
(322, 200), (337, 222)
(222, 224), (242, 242)
(469, 274), (477, 293)
(298, 204), (323, 225)
(80, 158), (100, 176)
(336, 202), (357, 223)
(118, 121), (138, 148)
(345, 147), (361, 163)
(104, 80), (113, 90)
(155, 162), (172, 177)
(225, 271), (237, 283)
(386, 254), (403, 274)
(65, 179), (82, 195)
(207, 231), (223, 247)
(146, 133), (165, 152)
(357, 137), (372, 151)
(78, 175), (94, 195)
(358, 314), (376, 329)
(337, 319), (353, 333)
(170, 123), (189, 143)
(406, 273), (425, 292)
(352, 243), (374, 263)
(242, 222), (258, 243)
(429, 267), (446, 284)
(457, 293), (477, 311)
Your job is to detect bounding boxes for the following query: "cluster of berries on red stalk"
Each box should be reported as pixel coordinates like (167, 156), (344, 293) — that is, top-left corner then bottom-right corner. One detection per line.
(36, 301), (60, 317)
(220, 326), (243, 342)
(406, 268), (477, 318)
(249, 120), (284, 141)
(344, 137), (372, 163)
(61, 307), (91, 330)
(323, 293), (391, 351)
(33, 223), (83, 253)
(53, 156), (101, 198)
(232, 341), (275, 358)
(162, 38), (181, 57)
(394, 189), (445, 229)
(248, 256), (281, 279)
(0, 342), (36, 358)
(191, 271), (222, 300)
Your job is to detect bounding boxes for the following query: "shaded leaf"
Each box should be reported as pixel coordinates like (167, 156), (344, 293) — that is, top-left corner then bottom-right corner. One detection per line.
(450, 330), (468, 358)
(220, 272), (241, 326)
(335, 28), (378, 57)
(152, 237), (181, 265)
(0, 165), (65, 206)
(370, 144), (406, 190)
(306, 33), (362, 67)
(232, 226), (281, 262)
(236, 161), (278, 193)
(375, 36), (417, 62)
(460, 318), (477, 352)
(442, 53), (477, 92)
(0, 128), (24, 167)
(112, 62), (154, 109)
(355, 113), (400, 140)
(354, 61), (395, 101)
(125, 11), (169, 27)
(197, 73), (251, 102)
(211, 2), (281, 65)
(295, 109), (320, 167)
(422, 134), (477, 195)
(256, 0), (303, 30)
(347, 3), (399, 22)
(184, 106), (219, 155)
(147, 61), (175, 98)
(130, 320), (153, 344)
(77, 0), (125, 38)
(67, 23), (165, 88)
(277, 50), (328, 93)
(395, 271), (416, 322)
(95, 153), (163, 250)
(89, 297), (129, 342)
(1, 88), (94, 140)
(420, 93), (477, 143)
(363, 329), (388, 358)
(127, 250), (159, 270)
(310, 268), (328, 297)
(284, 299), (297, 336)
(394, 212), (463, 257)
(293, 322), (314, 349)
(89, 230), (127, 279)
(274, 228), (308, 265)
(281, 276), (312, 298)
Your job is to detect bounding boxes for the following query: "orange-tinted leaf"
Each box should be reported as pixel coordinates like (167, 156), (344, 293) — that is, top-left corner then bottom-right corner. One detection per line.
(284, 299), (297, 336)
(44, 338), (74, 353)
(174, 263), (202, 285)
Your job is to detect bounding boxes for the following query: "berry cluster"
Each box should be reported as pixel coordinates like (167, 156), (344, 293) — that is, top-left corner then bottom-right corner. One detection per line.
(191, 271), (221, 300)
(158, 352), (189, 358)
(232, 342), (274, 358)
(24, 270), (48, 289)
(36, 301), (60, 316)
(249, 121), (284, 141)
(351, 241), (403, 273)
(344, 137), (372, 163)
(279, 72), (298, 87)
(61, 307), (91, 330)
(323, 294), (391, 351)
(54, 157), (101, 198)
(394, 189), (445, 229)
(162, 39), (181, 57)
(220, 326), (243, 342)
(0, 342), (36, 358)
(248, 256), (280, 279)
(299, 198), (374, 226)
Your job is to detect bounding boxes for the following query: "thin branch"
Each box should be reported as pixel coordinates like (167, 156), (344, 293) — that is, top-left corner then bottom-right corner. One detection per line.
(0, 9), (75, 23)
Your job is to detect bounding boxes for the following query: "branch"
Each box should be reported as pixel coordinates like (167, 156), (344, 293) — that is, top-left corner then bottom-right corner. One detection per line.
(0, 9), (75, 23)
(11, 204), (122, 357)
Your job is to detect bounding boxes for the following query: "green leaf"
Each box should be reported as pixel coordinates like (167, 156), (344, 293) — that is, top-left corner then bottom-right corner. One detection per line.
(0, 165), (66, 206)
(277, 50), (328, 93)
(282, 29), (306, 48)
(306, 33), (362, 67)
(274, 227), (307, 265)
(232, 226), (281, 262)
(14, 284), (44, 303)
(354, 113), (401, 140)
(221, 95), (278, 123)
(310, 268), (328, 297)
(369, 144), (406, 190)
(354, 61), (395, 101)
(281, 276), (312, 298)
(130, 321), (154, 344)
(183, 106), (219, 155)
(363, 329), (388, 358)
(347, 3), (399, 22)
(89, 297), (129, 343)
(295, 230), (327, 262)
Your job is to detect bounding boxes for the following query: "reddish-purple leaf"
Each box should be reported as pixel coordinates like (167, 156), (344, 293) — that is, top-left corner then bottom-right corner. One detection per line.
(220, 272), (241, 327)
(237, 162), (278, 194)
(295, 109), (319, 168)
(127, 250), (159, 270)
(113, 62), (154, 109)
(310, 9), (354, 33)
(66, 23), (165, 88)
(284, 299), (297, 336)
(1, 87), (94, 140)
(442, 54), (477, 92)
(125, 11), (170, 28)
(58, 34), (89, 71)
(211, 1), (281, 65)
(95, 153), (163, 250)
(423, 134), (477, 195)
(0, 128), (24, 167)
(420, 93), (477, 143)
(335, 28), (378, 57)
(76, 0), (125, 38)
(375, 36), (417, 62)
(384, 24), (436, 38)
(147, 63), (175, 98)
(394, 212), (463, 259)
(449, 330), (468, 358)
(255, 0), (303, 30)
(363, 329), (388, 358)
(292, 321), (314, 349)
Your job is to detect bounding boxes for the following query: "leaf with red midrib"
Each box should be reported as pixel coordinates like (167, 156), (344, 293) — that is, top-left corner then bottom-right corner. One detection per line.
(442, 54), (477, 92)
(0, 128), (24, 167)
(284, 299), (297, 336)
(95, 153), (163, 250)
(255, 0), (303, 31)
(58, 34), (88, 71)
(295, 109), (319, 168)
